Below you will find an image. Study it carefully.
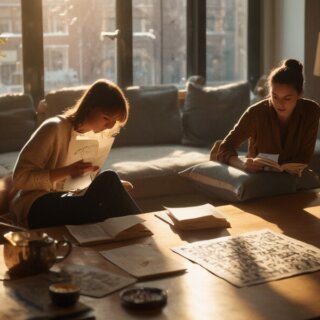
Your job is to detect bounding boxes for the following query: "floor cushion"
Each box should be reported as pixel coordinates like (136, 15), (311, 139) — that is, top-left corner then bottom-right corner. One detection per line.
(179, 161), (320, 202)
(104, 145), (210, 198)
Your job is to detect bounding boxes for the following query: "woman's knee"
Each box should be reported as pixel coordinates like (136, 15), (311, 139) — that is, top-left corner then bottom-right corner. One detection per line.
(94, 170), (121, 187)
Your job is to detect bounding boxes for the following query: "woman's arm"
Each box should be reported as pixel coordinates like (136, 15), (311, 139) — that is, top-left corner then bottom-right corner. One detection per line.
(215, 107), (253, 163)
(13, 121), (58, 191)
(214, 105), (265, 173)
(13, 118), (100, 191)
(49, 161), (98, 183)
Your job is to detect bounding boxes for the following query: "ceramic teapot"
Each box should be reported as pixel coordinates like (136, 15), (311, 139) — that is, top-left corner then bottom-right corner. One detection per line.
(3, 231), (72, 277)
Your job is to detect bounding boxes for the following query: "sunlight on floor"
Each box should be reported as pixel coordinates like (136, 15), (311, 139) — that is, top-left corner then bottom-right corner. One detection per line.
(267, 276), (320, 315)
(303, 206), (320, 218)
(175, 265), (264, 320)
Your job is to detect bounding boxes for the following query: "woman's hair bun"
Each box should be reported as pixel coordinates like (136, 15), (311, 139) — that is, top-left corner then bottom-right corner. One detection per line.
(269, 58), (304, 93)
(284, 59), (303, 73)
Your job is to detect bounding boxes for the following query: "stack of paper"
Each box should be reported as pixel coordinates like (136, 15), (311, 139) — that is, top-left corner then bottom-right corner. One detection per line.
(156, 203), (230, 230)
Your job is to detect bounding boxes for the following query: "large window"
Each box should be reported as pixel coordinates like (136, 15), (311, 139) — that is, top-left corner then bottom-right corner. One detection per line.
(0, 0), (22, 94)
(206, 0), (247, 84)
(132, 0), (187, 85)
(42, 0), (117, 91)
(13, 0), (258, 100)
(41, 0), (247, 91)
(42, 0), (188, 90)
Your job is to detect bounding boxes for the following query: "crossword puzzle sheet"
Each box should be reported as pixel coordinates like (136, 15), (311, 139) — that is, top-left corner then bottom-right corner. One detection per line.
(61, 264), (136, 297)
(172, 229), (320, 287)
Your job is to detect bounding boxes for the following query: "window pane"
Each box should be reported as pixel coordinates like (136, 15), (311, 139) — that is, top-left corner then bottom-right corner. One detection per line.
(43, 0), (116, 92)
(132, 0), (186, 86)
(206, 0), (247, 84)
(0, 0), (23, 94)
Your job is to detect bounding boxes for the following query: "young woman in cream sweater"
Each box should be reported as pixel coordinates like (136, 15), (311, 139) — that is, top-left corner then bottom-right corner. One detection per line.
(12, 79), (141, 228)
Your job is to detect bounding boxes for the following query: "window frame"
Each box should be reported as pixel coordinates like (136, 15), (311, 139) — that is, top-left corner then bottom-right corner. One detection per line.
(21, 0), (44, 106)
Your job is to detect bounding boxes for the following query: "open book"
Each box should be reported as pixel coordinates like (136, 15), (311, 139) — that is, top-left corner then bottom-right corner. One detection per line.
(66, 215), (153, 246)
(156, 203), (231, 230)
(253, 153), (307, 176)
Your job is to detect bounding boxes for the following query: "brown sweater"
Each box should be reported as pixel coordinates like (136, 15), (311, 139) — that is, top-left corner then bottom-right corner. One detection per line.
(216, 98), (320, 165)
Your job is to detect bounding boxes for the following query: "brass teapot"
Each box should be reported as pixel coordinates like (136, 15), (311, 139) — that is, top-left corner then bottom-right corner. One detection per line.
(3, 231), (72, 277)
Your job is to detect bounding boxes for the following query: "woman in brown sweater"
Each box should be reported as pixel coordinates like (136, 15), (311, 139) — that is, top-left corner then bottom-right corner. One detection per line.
(212, 59), (320, 173)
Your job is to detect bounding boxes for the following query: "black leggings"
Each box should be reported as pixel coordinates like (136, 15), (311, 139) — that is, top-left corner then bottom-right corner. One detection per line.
(28, 170), (142, 229)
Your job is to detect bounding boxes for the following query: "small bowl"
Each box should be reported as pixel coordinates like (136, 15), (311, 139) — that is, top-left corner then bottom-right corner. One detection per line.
(49, 283), (80, 307)
(120, 287), (167, 309)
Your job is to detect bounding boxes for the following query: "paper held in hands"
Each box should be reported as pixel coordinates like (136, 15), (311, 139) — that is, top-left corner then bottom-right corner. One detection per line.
(66, 215), (153, 246)
(63, 131), (115, 191)
(156, 203), (231, 230)
(253, 153), (307, 176)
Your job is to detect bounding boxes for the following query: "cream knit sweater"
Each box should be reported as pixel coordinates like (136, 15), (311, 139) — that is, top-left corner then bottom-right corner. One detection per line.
(11, 116), (73, 227)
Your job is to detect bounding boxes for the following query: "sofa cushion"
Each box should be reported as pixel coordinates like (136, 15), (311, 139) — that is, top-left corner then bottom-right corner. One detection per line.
(179, 161), (320, 202)
(40, 85), (182, 148)
(114, 85), (183, 147)
(182, 81), (250, 147)
(0, 93), (36, 153)
(0, 165), (9, 178)
(103, 145), (209, 198)
(0, 151), (19, 174)
(38, 86), (86, 124)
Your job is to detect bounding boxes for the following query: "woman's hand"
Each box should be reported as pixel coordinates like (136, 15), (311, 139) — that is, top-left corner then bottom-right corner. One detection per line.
(228, 156), (264, 173)
(121, 180), (133, 192)
(50, 160), (99, 183)
(67, 160), (99, 178)
(243, 158), (264, 173)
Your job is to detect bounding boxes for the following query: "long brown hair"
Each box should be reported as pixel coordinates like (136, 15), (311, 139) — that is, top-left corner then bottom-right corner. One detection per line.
(63, 79), (129, 128)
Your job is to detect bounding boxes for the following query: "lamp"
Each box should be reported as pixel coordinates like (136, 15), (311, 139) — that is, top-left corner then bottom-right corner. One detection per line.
(314, 32), (320, 76)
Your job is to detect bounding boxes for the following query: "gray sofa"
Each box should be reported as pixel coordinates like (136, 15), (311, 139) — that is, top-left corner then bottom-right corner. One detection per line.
(1, 80), (319, 217)
(0, 81), (251, 214)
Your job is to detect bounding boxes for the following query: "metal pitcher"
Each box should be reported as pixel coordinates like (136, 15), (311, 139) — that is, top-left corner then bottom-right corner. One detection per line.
(3, 231), (72, 277)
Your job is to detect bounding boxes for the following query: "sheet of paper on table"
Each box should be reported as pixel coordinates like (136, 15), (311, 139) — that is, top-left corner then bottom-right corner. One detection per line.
(172, 228), (320, 287)
(61, 264), (137, 298)
(100, 243), (187, 279)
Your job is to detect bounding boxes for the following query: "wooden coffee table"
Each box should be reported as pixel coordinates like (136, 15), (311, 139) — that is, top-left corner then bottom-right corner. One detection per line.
(3, 191), (320, 319)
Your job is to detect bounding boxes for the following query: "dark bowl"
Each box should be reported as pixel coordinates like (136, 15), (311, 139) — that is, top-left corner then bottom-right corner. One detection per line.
(49, 283), (80, 307)
(120, 287), (167, 309)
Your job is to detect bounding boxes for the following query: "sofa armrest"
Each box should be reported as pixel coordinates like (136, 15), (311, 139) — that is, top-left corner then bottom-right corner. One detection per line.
(0, 93), (37, 153)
